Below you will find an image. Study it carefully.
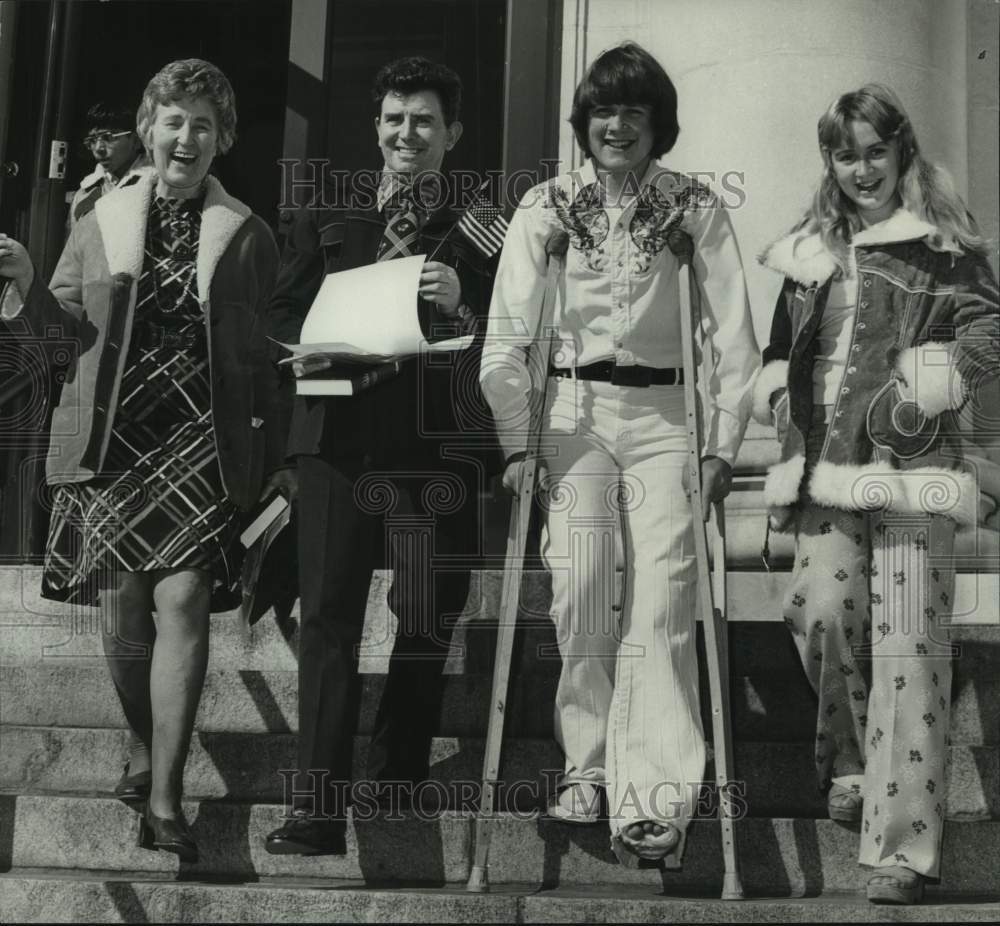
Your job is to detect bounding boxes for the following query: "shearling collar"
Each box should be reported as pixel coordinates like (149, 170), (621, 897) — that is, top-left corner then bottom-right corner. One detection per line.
(760, 209), (960, 286)
(94, 167), (251, 302)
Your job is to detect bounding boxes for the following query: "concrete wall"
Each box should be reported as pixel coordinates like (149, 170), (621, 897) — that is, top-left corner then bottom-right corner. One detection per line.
(559, 0), (997, 343)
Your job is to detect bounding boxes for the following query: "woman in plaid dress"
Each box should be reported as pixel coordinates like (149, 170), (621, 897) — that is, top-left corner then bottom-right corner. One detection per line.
(753, 84), (998, 903)
(0, 59), (288, 863)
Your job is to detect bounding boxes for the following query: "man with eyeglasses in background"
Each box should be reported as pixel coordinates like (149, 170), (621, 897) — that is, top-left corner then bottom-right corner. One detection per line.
(68, 101), (148, 231)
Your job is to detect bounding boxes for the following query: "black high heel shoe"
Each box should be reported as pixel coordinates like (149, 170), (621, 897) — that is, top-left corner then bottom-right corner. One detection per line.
(114, 763), (152, 810)
(137, 805), (198, 863)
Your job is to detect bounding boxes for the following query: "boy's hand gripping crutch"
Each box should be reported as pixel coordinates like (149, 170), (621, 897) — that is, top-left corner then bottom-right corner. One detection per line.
(671, 230), (744, 901)
(467, 231), (568, 893)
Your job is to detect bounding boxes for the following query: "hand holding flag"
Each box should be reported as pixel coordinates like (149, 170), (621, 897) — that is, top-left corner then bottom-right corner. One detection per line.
(457, 184), (509, 258)
(425, 178), (509, 268)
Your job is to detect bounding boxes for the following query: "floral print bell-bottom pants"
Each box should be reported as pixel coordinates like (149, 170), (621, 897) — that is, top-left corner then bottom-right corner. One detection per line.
(783, 502), (956, 878)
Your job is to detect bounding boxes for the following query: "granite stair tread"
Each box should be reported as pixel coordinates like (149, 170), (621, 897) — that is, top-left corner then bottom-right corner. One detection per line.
(1, 796), (998, 893)
(3, 725), (997, 819)
(2, 869), (999, 923)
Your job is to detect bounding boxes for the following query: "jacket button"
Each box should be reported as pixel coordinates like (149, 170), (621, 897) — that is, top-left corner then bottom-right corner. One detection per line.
(863, 279), (871, 288)
(860, 301), (868, 309)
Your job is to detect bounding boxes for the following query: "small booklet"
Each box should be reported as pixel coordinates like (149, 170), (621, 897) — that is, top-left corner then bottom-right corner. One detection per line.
(239, 493), (290, 549)
(295, 359), (403, 396)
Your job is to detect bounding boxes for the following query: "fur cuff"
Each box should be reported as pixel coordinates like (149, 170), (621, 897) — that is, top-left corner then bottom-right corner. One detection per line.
(763, 453), (805, 508)
(895, 342), (965, 419)
(752, 360), (789, 425)
(808, 460), (978, 525)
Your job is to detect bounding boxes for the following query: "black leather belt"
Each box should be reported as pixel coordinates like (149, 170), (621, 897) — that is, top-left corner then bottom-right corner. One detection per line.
(136, 323), (203, 350)
(550, 361), (684, 387)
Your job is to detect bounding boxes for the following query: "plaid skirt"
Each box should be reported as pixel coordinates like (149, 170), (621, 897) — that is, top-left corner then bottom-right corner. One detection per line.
(41, 337), (241, 608)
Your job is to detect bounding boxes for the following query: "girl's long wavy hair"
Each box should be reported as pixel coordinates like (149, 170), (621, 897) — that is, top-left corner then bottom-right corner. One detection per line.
(791, 83), (984, 270)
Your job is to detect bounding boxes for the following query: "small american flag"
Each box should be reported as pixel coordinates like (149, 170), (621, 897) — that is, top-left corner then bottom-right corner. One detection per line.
(457, 189), (509, 258)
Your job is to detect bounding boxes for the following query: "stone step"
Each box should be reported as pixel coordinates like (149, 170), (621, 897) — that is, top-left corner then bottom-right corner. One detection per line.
(0, 795), (997, 894)
(2, 558), (998, 673)
(1, 869), (999, 923)
(3, 579), (998, 677)
(2, 641), (997, 745)
(3, 726), (996, 820)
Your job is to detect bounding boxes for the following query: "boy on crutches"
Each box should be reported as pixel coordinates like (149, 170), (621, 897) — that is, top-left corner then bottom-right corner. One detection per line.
(480, 42), (759, 868)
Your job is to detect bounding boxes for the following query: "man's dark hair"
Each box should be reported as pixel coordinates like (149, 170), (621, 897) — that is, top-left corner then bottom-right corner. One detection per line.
(372, 56), (463, 125)
(569, 42), (679, 158)
(85, 101), (137, 133)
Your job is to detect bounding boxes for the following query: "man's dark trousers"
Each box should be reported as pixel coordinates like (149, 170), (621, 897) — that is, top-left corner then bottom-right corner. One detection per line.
(293, 451), (480, 822)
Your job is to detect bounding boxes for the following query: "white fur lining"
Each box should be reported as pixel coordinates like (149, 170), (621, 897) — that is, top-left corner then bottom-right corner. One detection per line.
(895, 342), (965, 419)
(761, 209), (960, 285)
(851, 209), (937, 247)
(95, 169), (154, 279)
(761, 233), (837, 286)
(94, 168), (251, 300)
(764, 453), (806, 508)
(808, 460), (978, 525)
(751, 359), (789, 425)
(196, 176), (252, 302)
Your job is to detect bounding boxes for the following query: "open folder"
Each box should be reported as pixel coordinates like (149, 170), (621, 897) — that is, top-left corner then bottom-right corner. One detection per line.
(275, 254), (472, 394)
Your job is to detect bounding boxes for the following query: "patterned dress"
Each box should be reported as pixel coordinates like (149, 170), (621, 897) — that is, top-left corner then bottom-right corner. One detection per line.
(42, 194), (241, 606)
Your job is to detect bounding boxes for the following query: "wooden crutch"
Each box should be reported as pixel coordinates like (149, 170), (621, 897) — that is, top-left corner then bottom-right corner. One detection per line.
(467, 232), (568, 893)
(672, 231), (745, 901)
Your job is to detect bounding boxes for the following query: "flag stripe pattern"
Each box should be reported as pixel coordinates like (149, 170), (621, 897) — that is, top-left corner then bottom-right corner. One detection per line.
(457, 194), (509, 258)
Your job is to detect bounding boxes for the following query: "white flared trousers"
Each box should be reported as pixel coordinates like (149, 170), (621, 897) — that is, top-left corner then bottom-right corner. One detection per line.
(539, 376), (705, 843)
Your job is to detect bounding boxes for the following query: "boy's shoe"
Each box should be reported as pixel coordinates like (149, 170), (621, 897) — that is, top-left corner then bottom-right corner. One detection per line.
(544, 782), (604, 824)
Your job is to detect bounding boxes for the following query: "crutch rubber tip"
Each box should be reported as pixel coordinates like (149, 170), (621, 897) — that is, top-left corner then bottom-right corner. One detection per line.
(721, 872), (745, 900)
(466, 866), (489, 893)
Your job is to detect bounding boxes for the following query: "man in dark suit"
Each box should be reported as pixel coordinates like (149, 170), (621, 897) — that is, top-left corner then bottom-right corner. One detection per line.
(264, 56), (497, 855)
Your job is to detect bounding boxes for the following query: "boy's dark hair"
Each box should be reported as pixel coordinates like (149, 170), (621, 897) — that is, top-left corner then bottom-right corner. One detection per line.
(569, 42), (679, 158)
(85, 101), (137, 133)
(372, 56), (463, 125)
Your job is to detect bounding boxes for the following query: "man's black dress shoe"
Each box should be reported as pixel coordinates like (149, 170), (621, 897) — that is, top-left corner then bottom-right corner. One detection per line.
(114, 763), (151, 810)
(265, 809), (347, 856)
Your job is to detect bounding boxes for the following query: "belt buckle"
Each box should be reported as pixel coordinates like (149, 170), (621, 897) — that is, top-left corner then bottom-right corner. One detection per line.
(610, 363), (651, 387)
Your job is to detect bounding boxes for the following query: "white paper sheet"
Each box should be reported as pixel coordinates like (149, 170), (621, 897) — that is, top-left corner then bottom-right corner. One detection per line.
(277, 254), (472, 361)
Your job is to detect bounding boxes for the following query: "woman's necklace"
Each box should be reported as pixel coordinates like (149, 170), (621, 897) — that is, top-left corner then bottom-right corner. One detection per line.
(148, 196), (200, 314)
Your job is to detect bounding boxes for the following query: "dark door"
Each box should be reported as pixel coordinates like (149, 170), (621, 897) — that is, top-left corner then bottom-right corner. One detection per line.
(324, 0), (506, 184)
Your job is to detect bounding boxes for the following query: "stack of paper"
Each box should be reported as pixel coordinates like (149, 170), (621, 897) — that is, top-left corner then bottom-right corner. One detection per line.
(276, 254), (473, 395)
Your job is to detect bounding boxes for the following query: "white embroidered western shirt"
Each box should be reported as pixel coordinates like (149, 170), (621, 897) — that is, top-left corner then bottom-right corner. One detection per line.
(480, 160), (759, 465)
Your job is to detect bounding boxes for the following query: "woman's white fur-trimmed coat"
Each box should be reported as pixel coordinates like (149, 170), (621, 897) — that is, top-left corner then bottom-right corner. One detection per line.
(754, 210), (999, 528)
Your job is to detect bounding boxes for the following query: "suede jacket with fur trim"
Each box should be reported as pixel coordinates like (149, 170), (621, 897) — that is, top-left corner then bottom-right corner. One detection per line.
(752, 209), (999, 529)
(1, 169), (282, 511)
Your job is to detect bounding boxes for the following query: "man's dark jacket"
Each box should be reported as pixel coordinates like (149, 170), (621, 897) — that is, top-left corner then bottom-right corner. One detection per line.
(268, 199), (499, 468)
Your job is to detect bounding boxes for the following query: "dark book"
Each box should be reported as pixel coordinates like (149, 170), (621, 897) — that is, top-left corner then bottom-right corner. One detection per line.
(295, 360), (402, 396)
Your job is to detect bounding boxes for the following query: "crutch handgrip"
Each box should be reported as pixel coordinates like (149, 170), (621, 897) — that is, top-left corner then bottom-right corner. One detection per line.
(666, 228), (694, 261)
(545, 229), (569, 259)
